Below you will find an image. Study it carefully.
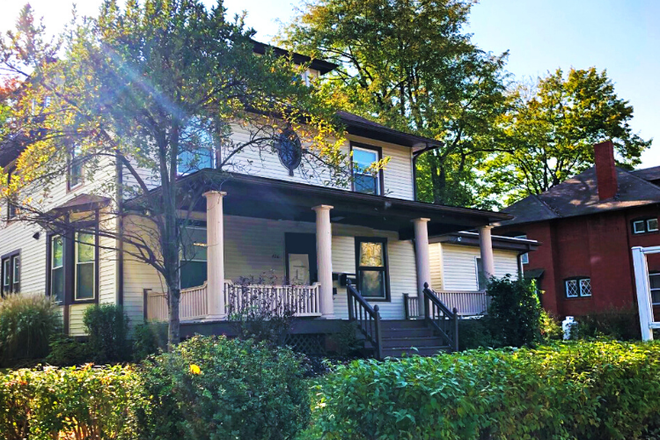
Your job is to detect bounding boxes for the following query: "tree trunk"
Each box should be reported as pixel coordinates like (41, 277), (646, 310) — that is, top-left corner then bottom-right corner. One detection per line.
(168, 283), (181, 349)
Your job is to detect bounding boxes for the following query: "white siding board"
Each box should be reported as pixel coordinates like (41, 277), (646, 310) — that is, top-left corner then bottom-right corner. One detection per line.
(438, 244), (521, 291)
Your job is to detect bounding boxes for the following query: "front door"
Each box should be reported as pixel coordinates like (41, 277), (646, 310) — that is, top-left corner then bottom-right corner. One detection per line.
(285, 233), (317, 285)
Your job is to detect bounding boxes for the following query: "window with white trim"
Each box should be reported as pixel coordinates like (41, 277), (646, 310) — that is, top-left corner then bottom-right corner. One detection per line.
(352, 146), (381, 195)
(74, 232), (95, 300)
(650, 273), (660, 306)
(68, 144), (84, 190)
(632, 218), (659, 234)
(1, 252), (20, 295)
(515, 235), (529, 264)
(50, 236), (65, 303)
(565, 277), (591, 298)
(180, 226), (207, 289)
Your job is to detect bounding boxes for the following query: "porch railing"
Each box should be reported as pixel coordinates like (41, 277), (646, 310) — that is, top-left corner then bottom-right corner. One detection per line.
(434, 290), (489, 316)
(145, 282), (208, 321)
(347, 281), (383, 359)
(145, 281), (322, 322)
(423, 283), (459, 352)
(224, 282), (322, 317)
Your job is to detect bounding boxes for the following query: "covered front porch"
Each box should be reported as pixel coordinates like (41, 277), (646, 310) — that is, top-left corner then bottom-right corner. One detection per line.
(139, 172), (509, 323)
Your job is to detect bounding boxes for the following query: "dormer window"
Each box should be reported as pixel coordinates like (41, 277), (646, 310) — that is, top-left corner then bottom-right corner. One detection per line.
(351, 144), (382, 195)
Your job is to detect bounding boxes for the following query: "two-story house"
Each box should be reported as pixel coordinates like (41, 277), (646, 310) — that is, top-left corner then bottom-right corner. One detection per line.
(0, 42), (515, 357)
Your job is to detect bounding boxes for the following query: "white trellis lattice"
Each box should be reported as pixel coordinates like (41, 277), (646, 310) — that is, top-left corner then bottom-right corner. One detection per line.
(632, 246), (660, 341)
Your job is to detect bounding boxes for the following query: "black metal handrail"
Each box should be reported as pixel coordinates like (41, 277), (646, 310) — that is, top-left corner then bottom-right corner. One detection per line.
(423, 282), (459, 352)
(347, 281), (383, 359)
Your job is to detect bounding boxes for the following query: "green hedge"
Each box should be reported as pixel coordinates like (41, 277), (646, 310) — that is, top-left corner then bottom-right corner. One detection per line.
(305, 341), (660, 439)
(0, 335), (309, 440)
(0, 365), (144, 440)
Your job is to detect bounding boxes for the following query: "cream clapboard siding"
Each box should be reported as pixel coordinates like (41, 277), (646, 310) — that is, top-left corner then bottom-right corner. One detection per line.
(436, 243), (520, 291)
(124, 215), (418, 321)
(69, 303), (95, 336)
(0, 155), (117, 336)
(429, 242), (443, 290)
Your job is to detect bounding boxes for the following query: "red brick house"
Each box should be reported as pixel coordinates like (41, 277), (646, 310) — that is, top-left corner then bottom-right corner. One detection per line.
(495, 141), (660, 319)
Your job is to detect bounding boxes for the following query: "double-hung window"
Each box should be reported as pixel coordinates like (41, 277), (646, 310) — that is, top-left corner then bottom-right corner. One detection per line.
(177, 118), (216, 175)
(50, 236), (65, 303)
(650, 273), (660, 306)
(565, 277), (591, 298)
(355, 237), (389, 300)
(68, 145), (84, 190)
(75, 232), (95, 300)
(352, 145), (382, 195)
(180, 225), (207, 289)
(6, 168), (17, 220)
(1, 252), (20, 295)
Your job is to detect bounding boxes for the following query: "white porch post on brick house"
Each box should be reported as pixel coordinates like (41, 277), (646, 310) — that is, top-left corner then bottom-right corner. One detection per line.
(204, 191), (227, 319)
(478, 225), (496, 282)
(313, 205), (334, 318)
(413, 218), (431, 313)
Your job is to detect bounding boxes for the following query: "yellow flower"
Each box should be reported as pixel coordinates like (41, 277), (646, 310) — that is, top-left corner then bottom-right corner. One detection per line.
(189, 364), (201, 375)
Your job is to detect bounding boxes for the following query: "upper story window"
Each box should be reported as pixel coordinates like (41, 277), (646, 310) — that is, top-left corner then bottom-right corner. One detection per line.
(352, 144), (382, 195)
(355, 237), (389, 300)
(68, 144), (84, 190)
(177, 119), (216, 176)
(5, 168), (17, 220)
(515, 234), (529, 264)
(1, 251), (20, 295)
(565, 277), (591, 298)
(632, 218), (659, 235)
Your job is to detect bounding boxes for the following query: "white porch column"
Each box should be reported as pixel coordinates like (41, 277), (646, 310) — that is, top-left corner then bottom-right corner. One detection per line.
(204, 191), (227, 319)
(478, 225), (496, 282)
(413, 218), (431, 314)
(632, 246), (654, 341)
(313, 205), (334, 318)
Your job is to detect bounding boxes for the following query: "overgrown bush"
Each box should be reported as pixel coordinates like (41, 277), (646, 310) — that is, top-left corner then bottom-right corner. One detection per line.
(540, 310), (563, 341)
(458, 317), (498, 350)
(305, 341), (660, 439)
(0, 365), (145, 440)
(0, 294), (62, 367)
(141, 335), (310, 440)
(132, 321), (168, 362)
(46, 335), (90, 366)
(486, 275), (542, 347)
(83, 304), (130, 363)
(327, 321), (363, 357)
(576, 306), (641, 340)
(227, 274), (296, 345)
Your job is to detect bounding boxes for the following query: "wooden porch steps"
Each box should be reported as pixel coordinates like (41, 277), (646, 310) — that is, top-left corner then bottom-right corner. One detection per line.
(378, 320), (451, 358)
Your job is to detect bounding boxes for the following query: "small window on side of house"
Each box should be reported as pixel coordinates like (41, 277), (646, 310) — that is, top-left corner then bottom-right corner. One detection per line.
(352, 146), (381, 195)
(648, 218), (659, 232)
(633, 220), (646, 234)
(565, 277), (591, 298)
(50, 235), (65, 303)
(632, 218), (659, 235)
(1, 252), (20, 295)
(515, 235), (529, 264)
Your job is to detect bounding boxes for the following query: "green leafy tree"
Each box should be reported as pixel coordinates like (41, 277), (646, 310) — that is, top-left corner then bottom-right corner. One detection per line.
(0, 1), (347, 347)
(280, 0), (508, 207)
(483, 68), (652, 205)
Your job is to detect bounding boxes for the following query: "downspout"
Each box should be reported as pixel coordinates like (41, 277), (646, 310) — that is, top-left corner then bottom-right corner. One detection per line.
(115, 152), (124, 306)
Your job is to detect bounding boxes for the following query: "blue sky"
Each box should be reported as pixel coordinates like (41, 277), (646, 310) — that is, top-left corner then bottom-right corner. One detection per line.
(2, 0), (658, 167)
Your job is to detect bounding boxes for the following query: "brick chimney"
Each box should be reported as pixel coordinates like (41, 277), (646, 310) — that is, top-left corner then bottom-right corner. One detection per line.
(594, 140), (618, 200)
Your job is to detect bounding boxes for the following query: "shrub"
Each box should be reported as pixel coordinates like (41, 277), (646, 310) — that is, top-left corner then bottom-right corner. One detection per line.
(540, 310), (563, 341)
(0, 294), (62, 367)
(141, 335), (310, 440)
(327, 321), (363, 357)
(46, 335), (90, 366)
(227, 274), (296, 345)
(457, 317), (498, 350)
(132, 321), (168, 362)
(0, 365), (145, 440)
(576, 306), (641, 340)
(306, 341), (660, 439)
(486, 275), (542, 347)
(83, 304), (130, 363)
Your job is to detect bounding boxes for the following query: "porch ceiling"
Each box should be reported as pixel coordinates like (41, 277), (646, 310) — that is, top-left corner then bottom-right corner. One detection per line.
(157, 171), (511, 240)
